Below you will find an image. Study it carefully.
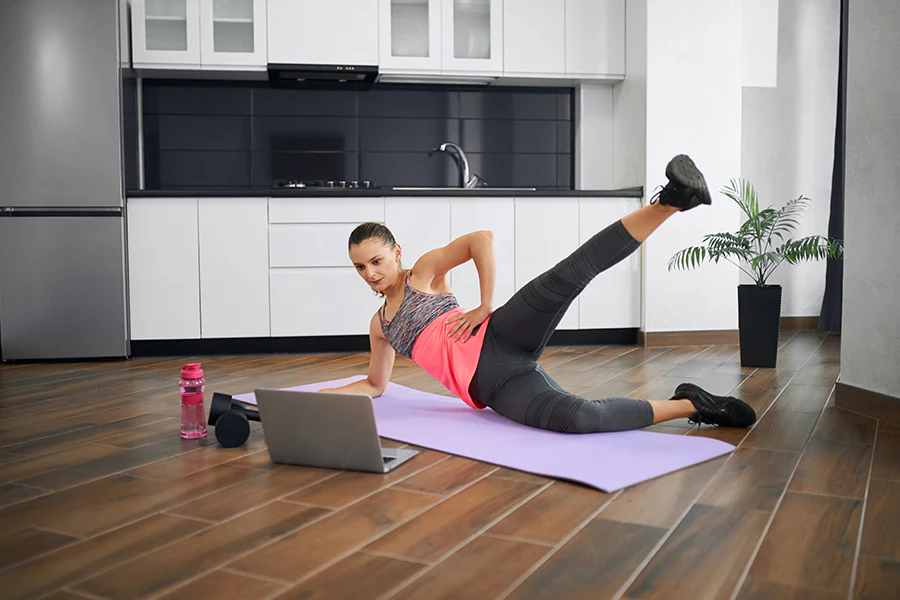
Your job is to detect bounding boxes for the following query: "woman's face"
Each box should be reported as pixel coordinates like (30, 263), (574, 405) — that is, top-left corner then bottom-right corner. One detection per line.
(349, 237), (402, 293)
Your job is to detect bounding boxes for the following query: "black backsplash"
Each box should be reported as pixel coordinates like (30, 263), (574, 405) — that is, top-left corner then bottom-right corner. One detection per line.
(130, 80), (573, 190)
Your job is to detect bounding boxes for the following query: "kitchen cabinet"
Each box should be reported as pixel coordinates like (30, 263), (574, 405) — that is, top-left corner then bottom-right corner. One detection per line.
(198, 197), (270, 338)
(127, 197), (201, 340)
(268, 0), (379, 67)
(449, 197), (515, 311)
(199, 0), (267, 69)
(514, 197), (580, 330)
(577, 197), (641, 329)
(384, 197), (451, 268)
(565, 0), (625, 78)
(503, 0), (565, 77)
(379, 0), (503, 77)
(131, 0), (202, 68)
(131, 0), (267, 70)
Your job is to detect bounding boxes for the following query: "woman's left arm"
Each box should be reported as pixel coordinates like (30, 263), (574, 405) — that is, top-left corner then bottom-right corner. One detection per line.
(414, 230), (496, 342)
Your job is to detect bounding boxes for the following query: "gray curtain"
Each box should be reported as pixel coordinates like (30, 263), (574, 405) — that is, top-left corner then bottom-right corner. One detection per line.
(819, 0), (847, 332)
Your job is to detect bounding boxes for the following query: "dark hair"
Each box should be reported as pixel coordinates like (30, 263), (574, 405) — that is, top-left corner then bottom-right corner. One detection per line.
(348, 222), (397, 251)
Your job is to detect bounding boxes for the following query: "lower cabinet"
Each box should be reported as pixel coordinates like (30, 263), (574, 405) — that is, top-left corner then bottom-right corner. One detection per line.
(198, 197), (270, 338)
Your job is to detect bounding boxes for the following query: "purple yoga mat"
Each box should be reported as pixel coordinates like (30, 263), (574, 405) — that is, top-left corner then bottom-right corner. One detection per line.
(233, 375), (735, 492)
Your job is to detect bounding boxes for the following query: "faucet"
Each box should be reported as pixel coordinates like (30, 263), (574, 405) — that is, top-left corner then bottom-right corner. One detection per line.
(430, 142), (486, 188)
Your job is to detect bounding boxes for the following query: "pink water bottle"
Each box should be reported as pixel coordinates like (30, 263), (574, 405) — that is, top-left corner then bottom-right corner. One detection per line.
(179, 363), (207, 439)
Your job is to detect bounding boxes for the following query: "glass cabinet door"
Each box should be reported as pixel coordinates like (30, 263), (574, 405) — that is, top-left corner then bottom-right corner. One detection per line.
(441, 0), (502, 74)
(132, 0), (202, 67)
(199, 0), (267, 68)
(379, 0), (442, 73)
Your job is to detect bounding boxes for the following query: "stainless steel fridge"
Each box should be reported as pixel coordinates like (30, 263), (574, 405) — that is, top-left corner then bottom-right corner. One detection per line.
(0, 0), (130, 361)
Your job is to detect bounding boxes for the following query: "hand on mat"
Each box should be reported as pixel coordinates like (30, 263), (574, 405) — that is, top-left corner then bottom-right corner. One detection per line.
(446, 305), (490, 343)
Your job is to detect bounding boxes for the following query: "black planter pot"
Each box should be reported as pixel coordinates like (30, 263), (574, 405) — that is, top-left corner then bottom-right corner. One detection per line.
(737, 284), (782, 367)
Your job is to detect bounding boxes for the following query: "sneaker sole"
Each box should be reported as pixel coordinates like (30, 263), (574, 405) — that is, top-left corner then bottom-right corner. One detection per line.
(666, 155), (712, 206)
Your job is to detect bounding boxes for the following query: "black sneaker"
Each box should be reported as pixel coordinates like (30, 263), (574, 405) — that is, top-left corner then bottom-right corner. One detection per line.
(670, 382), (756, 427)
(650, 154), (712, 211)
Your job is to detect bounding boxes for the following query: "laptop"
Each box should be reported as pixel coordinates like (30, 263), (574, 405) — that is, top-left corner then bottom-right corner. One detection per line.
(253, 388), (419, 473)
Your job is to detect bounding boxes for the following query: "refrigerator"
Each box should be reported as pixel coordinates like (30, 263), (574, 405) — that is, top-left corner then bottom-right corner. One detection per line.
(0, 0), (130, 361)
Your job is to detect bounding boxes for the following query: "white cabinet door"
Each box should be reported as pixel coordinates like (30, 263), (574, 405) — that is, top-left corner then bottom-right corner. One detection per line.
(384, 197), (451, 268)
(379, 0), (443, 73)
(565, 0), (625, 78)
(502, 0), (565, 77)
(268, 0), (379, 66)
(450, 197), (516, 311)
(131, 0), (202, 68)
(199, 0), (267, 69)
(514, 197), (580, 330)
(126, 198), (201, 340)
(441, 0), (503, 74)
(578, 197), (641, 328)
(270, 268), (383, 336)
(198, 197), (269, 338)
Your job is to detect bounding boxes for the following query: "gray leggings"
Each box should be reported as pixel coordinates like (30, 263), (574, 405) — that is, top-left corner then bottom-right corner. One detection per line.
(468, 219), (654, 433)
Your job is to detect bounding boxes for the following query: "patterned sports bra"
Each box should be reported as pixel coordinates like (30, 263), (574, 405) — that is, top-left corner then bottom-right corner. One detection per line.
(379, 271), (459, 358)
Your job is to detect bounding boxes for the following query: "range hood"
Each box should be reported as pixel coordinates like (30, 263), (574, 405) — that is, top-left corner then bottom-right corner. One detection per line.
(267, 63), (378, 83)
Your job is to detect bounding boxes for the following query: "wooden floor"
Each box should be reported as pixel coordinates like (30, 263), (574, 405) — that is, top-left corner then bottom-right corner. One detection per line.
(0, 330), (897, 599)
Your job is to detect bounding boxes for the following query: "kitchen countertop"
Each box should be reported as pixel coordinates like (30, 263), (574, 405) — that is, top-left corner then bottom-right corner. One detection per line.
(126, 187), (644, 198)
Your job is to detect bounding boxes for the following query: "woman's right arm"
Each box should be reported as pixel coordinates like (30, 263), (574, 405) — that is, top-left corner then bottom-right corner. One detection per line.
(318, 312), (395, 398)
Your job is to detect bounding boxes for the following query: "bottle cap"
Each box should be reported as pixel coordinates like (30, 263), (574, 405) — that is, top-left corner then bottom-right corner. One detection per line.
(180, 363), (203, 380)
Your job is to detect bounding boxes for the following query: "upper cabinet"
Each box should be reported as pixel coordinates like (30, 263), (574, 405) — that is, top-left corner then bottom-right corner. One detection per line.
(379, 0), (502, 77)
(565, 0), (624, 79)
(268, 0), (379, 66)
(502, 0), (624, 79)
(131, 0), (267, 70)
(131, 0), (202, 68)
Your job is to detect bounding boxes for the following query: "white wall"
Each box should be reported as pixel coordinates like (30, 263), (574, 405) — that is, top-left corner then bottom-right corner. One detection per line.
(741, 0), (840, 317)
(841, 0), (900, 399)
(640, 0), (744, 333)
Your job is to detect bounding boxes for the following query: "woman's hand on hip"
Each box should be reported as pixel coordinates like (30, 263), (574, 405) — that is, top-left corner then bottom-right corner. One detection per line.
(446, 306), (491, 343)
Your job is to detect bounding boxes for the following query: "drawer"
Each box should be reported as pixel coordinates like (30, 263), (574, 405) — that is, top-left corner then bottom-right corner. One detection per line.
(269, 197), (385, 223)
(270, 223), (364, 268)
(270, 268), (383, 337)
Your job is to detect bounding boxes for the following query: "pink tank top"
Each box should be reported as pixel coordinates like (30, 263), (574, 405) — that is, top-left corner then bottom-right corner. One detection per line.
(380, 273), (489, 410)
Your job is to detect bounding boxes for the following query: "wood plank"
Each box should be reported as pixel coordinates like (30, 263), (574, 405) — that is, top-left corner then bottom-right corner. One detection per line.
(0, 421), (97, 450)
(124, 430), (268, 479)
(364, 478), (543, 562)
(0, 443), (124, 486)
(854, 556), (900, 600)
(859, 478), (900, 561)
(42, 591), (94, 600)
(0, 513), (207, 600)
(628, 376), (698, 402)
(506, 518), (666, 600)
(871, 431), (900, 481)
(284, 451), (447, 509)
(596, 457), (727, 528)
(811, 406), (877, 444)
(74, 501), (328, 599)
(736, 577), (846, 599)
(0, 466), (258, 537)
(389, 535), (549, 600)
(17, 436), (202, 491)
(488, 481), (611, 544)
(272, 552), (424, 600)
(392, 456), (496, 496)
(742, 411), (820, 452)
(3, 415), (174, 456)
(233, 488), (441, 581)
(0, 527), (79, 568)
(748, 491), (861, 592)
(788, 439), (872, 498)
(698, 447), (800, 511)
(624, 504), (769, 599)
(490, 467), (553, 485)
(156, 570), (287, 600)
(0, 482), (49, 509)
(90, 419), (181, 447)
(770, 384), (833, 414)
(170, 466), (336, 522)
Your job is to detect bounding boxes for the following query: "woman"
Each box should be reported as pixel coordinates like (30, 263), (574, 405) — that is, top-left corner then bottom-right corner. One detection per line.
(321, 155), (756, 433)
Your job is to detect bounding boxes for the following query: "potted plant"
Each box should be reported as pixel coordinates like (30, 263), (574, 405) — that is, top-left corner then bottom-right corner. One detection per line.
(668, 178), (844, 367)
